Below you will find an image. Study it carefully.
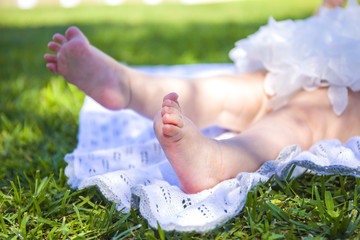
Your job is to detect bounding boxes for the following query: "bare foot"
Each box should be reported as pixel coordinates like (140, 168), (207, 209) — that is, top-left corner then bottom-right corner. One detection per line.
(154, 93), (268, 193)
(153, 93), (227, 193)
(44, 26), (131, 110)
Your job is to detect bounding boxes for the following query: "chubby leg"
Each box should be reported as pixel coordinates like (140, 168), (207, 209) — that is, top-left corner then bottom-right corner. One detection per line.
(45, 26), (268, 131)
(154, 89), (360, 194)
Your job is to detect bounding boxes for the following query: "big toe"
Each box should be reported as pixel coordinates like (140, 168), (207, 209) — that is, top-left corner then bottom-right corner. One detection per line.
(65, 26), (87, 41)
(162, 92), (181, 111)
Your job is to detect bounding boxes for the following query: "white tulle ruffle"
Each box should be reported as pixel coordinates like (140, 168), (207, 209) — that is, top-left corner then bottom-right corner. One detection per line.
(229, 0), (360, 115)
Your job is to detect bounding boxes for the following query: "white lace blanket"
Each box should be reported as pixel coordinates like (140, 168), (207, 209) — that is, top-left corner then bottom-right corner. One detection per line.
(64, 63), (360, 232)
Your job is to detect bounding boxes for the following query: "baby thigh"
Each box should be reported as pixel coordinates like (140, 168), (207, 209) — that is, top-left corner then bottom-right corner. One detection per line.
(287, 88), (360, 144)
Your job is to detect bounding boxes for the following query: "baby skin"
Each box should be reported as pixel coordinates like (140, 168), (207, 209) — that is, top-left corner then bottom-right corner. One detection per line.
(45, 26), (360, 194)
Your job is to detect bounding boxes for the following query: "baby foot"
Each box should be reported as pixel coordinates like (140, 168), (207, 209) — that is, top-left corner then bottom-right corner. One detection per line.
(44, 26), (131, 110)
(154, 93), (225, 193)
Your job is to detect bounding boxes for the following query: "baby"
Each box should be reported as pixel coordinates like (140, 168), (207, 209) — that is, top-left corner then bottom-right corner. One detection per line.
(44, 0), (359, 194)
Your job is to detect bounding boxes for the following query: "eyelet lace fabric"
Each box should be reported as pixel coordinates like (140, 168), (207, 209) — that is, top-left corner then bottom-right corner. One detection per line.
(64, 3), (360, 232)
(229, 0), (360, 115)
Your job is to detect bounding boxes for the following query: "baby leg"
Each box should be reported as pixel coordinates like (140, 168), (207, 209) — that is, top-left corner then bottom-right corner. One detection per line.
(45, 26), (268, 130)
(154, 89), (360, 194)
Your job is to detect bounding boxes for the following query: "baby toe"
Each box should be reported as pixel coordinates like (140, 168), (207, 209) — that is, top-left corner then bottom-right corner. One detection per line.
(46, 63), (57, 73)
(161, 105), (180, 116)
(162, 92), (181, 109)
(162, 124), (181, 138)
(53, 33), (67, 45)
(162, 99), (181, 111)
(65, 26), (85, 40)
(48, 42), (61, 52)
(162, 112), (184, 128)
(44, 54), (57, 63)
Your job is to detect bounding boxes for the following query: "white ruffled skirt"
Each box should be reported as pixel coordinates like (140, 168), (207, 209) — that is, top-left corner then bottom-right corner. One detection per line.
(229, 0), (360, 115)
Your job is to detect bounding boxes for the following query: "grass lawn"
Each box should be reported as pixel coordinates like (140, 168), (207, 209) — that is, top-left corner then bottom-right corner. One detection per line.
(1, 0), (360, 238)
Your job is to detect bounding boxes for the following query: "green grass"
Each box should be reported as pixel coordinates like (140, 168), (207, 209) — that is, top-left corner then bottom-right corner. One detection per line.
(2, 0), (360, 238)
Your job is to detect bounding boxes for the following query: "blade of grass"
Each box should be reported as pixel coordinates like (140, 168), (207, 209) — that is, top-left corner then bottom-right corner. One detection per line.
(355, 178), (359, 210)
(324, 191), (338, 218)
(314, 186), (325, 217)
(346, 212), (360, 236)
(73, 203), (84, 229)
(61, 189), (71, 215)
(265, 201), (289, 222)
(157, 222), (165, 240)
(20, 212), (30, 238)
(32, 195), (43, 217)
(0, 213), (7, 234)
(112, 224), (142, 240)
(9, 180), (20, 205)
